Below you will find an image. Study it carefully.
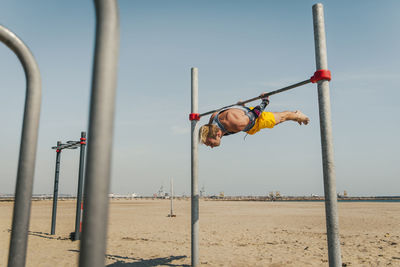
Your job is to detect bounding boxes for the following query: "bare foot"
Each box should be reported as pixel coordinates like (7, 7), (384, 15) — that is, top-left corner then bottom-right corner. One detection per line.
(295, 110), (309, 125)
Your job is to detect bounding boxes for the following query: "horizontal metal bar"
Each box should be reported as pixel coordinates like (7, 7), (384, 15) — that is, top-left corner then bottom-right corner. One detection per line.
(199, 79), (311, 117)
(52, 141), (80, 150)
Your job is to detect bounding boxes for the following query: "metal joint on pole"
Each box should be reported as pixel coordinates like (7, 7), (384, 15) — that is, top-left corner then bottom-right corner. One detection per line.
(79, 0), (120, 266)
(0, 25), (42, 267)
(312, 3), (342, 267)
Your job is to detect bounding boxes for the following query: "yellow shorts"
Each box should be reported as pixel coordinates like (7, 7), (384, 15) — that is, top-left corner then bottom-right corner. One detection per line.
(246, 108), (276, 135)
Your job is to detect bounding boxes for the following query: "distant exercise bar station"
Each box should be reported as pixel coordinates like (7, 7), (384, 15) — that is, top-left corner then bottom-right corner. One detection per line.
(189, 3), (342, 267)
(50, 131), (87, 241)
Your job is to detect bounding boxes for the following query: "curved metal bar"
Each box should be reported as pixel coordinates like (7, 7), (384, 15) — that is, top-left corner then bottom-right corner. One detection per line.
(0, 25), (42, 267)
(79, 0), (120, 266)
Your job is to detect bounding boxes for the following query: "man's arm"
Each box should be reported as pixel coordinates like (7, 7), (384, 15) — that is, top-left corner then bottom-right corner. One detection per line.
(208, 112), (218, 124)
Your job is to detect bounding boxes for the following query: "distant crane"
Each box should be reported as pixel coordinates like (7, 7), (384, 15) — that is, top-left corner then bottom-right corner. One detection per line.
(157, 185), (165, 198)
(200, 185), (205, 197)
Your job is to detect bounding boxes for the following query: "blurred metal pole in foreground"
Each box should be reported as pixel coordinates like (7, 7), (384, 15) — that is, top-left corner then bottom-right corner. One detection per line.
(191, 67), (199, 267)
(312, 3), (342, 267)
(79, 0), (120, 266)
(0, 25), (42, 267)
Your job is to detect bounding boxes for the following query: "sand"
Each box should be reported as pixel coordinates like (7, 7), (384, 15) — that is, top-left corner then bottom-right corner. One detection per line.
(1, 199), (399, 266)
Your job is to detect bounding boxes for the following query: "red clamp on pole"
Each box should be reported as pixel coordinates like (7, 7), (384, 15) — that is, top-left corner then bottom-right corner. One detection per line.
(80, 137), (86, 145)
(189, 113), (200, 121)
(310, 69), (331, 83)
(56, 149), (61, 153)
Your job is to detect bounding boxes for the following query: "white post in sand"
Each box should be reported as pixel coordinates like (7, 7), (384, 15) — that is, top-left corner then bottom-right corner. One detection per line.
(168, 178), (176, 217)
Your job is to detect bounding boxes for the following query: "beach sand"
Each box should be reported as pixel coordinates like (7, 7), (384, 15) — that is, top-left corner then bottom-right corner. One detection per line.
(1, 199), (399, 266)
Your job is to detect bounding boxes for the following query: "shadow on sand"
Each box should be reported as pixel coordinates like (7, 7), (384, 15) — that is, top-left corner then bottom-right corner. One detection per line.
(8, 229), (71, 241)
(69, 249), (189, 267)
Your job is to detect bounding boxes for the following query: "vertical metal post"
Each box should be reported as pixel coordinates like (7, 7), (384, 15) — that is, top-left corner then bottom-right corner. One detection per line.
(170, 178), (174, 216)
(312, 4), (342, 267)
(0, 25), (42, 267)
(73, 132), (86, 240)
(51, 142), (62, 235)
(191, 67), (199, 267)
(79, 1), (119, 266)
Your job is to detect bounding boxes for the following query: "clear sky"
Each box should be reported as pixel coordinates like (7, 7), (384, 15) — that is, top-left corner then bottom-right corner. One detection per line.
(0, 0), (399, 197)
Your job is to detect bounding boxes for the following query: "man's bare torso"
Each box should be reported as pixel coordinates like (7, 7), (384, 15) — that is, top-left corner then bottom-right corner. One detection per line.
(209, 108), (250, 134)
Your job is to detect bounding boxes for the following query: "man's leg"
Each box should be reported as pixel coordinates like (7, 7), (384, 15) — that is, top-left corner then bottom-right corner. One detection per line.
(246, 111), (276, 135)
(272, 111), (309, 125)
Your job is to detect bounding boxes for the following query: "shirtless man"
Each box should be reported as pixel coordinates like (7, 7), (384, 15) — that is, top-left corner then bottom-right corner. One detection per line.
(199, 95), (309, 148)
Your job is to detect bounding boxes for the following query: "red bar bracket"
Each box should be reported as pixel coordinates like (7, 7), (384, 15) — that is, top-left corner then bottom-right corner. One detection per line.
(56, 149), (61, 153)
(310, 69), (331, 83)
(189, 113), (200, 121)
(80, 137), (86, 145)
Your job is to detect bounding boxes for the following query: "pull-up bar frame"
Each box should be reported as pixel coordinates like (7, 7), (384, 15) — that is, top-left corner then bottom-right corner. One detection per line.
(50, 132), (87, 241)
(189, 3), (341, 267)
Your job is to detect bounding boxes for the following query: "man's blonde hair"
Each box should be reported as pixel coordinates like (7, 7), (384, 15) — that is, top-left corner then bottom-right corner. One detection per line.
(199, 124), (220, 144)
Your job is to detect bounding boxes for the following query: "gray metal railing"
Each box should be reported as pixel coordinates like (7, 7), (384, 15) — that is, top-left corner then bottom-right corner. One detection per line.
(0, 25), (42, 267)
